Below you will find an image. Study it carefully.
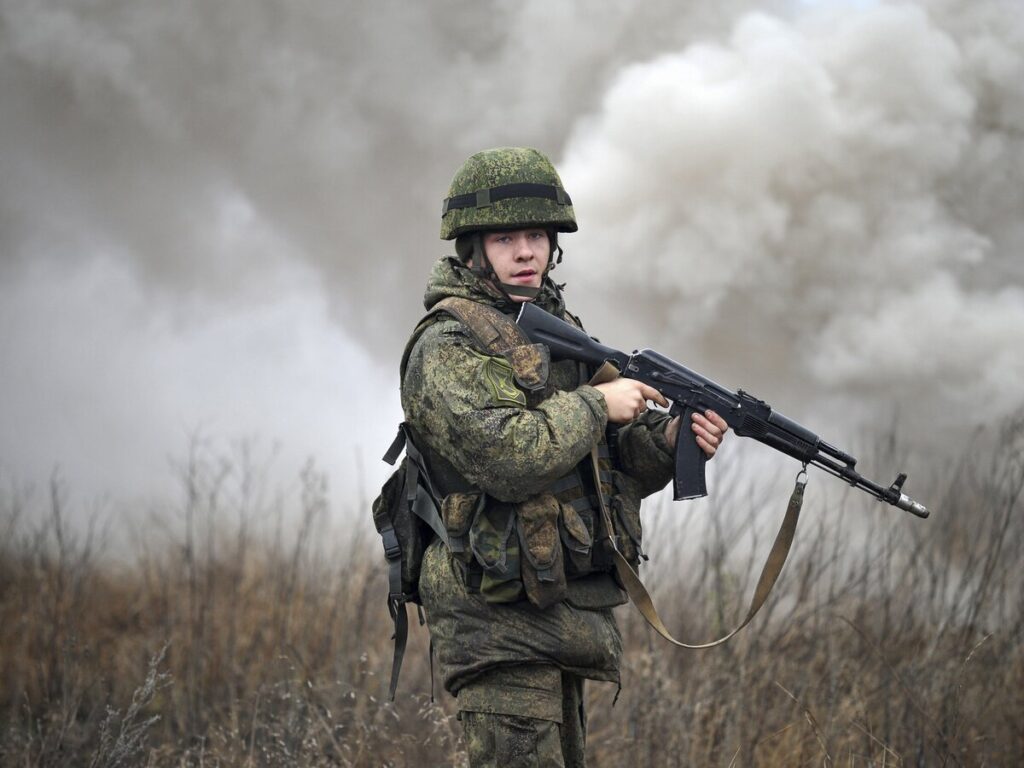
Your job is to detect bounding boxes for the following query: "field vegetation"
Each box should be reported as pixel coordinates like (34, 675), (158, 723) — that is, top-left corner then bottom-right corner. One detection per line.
(1, 423), (1022, 766)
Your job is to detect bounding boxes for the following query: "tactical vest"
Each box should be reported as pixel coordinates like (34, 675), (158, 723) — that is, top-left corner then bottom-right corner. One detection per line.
(401, 297), (643, 611)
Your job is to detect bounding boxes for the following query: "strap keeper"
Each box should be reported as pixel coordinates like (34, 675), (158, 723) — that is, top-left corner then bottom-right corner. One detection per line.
(382, 423), (407, 465)
(555, 186), (569, 205)
(475, 188), (492, 208)
(381, 525), (401, 561)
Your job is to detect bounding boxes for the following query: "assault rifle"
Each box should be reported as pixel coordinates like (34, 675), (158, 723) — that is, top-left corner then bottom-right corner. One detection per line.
(517, 302), (929, 519)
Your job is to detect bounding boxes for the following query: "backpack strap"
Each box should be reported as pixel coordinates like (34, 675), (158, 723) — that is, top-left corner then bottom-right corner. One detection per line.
(382, 425), (407, 466)
(380, 423), (447, 700)
(383, 423), (446, 543)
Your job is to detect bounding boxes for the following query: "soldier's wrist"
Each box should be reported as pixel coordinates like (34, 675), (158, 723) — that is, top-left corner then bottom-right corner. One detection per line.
(651, 419), (674, 456)
(575, 385), (609, 431)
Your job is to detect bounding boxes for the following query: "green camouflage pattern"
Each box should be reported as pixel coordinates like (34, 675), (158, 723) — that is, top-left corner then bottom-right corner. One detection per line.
(440, 147), (578, 240)
(617, 416), (678, 497)
(458, 664), (565, 722)
(459, 666), (587, 767)
(402, 256), (677, 703)
(419, 538), (622, 693)
(403, 261), (607, 504)
(461, 712), (564, 767)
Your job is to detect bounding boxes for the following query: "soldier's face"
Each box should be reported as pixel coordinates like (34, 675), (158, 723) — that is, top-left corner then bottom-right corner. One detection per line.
(480, 229), (550, 302)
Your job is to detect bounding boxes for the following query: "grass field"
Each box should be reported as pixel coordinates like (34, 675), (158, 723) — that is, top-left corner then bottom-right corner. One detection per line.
(1, 424), (1022, 766)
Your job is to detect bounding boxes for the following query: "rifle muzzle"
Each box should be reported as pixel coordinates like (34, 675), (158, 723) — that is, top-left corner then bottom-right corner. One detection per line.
(896, 493), (929, 519)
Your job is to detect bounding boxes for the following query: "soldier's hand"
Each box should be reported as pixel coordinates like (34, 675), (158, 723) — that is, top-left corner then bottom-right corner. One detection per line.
(665, 411), (728, 458)
(593, 379), (667, 424)
(678, 409), (727, 458)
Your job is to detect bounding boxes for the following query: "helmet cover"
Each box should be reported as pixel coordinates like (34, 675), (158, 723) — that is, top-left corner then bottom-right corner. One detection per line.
(440, 147), (577, 240)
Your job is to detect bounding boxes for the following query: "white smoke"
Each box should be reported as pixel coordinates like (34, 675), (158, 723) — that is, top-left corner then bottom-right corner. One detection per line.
(0, 0), (775, 337)
(1, 0), (1022, 514)
(560, 1), (1024, 443)
(0, 253), (402, 511)
(0, 0), (773, 513)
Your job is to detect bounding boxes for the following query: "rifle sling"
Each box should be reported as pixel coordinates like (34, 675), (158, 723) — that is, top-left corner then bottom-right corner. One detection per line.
(589, 447), (804, 649)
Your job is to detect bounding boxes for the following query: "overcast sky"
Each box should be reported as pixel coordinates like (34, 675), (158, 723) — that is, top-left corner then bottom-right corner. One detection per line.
(2, 0), (1022, 527)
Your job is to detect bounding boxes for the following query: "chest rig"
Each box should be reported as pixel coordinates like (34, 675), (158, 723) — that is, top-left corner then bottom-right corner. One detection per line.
(404, 297), (641, 610)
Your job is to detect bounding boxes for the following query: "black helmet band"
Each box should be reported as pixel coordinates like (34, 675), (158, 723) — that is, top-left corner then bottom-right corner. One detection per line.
(442, 183), (571, 215)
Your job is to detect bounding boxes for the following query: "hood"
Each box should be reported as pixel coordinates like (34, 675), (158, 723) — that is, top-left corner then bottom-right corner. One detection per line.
(423, 256), (568, 318)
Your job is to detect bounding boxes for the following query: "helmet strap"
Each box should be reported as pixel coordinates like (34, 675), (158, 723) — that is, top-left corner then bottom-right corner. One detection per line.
(501, 282), (543, 299)
(545, 230), (563, 275)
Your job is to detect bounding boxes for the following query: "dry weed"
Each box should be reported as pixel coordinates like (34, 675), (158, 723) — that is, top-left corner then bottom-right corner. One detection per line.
(1, 425), (1021, 766)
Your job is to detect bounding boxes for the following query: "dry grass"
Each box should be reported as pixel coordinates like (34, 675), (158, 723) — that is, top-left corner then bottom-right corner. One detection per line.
(1, 422), (1022, 767)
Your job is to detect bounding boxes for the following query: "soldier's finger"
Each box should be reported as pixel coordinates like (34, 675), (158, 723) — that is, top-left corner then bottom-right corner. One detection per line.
(691, 420), (719, 447)
(695, 434), (716, 458)
(705, 409), (729, 433)
(690, 412), (715, 433)
(639, 383), (668, 408)
(696, 415), (729, 444)
(690, 412), (721, 439)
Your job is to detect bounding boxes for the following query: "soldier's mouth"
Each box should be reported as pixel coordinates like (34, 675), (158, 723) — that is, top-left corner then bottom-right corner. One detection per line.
(511, 269), (537, 279)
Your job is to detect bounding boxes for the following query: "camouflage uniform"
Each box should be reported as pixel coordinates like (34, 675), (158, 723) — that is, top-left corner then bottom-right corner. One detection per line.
(402, 252), (676, 766)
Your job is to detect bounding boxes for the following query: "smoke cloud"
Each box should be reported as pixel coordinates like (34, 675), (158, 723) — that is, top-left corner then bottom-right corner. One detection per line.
(561, 0), (1024, 442)
(0, 0), (772, 331)
(1, 0), (1021, 513)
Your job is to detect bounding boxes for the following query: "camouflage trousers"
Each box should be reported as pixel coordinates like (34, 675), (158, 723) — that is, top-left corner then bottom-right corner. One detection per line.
(418, 539), (623, 695)
(458, 664), (587, 768)
(419, 539), (620, 767)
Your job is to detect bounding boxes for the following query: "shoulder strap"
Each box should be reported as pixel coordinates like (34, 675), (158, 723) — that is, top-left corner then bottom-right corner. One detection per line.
(430, 297), (532, 354)
(401, 297), (548, 392)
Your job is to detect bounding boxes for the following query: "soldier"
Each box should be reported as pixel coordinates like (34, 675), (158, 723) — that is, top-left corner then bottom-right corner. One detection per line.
(400, 147), (727, 767)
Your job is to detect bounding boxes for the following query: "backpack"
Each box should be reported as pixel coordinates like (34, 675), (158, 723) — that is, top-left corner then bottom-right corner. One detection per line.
(372, 422), (446, 700)
(372, 297), (547, 699)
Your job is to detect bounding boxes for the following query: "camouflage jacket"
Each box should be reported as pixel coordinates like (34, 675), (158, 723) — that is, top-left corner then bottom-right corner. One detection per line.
(402, 256), (676, 694)
(401, 256), (676, 506)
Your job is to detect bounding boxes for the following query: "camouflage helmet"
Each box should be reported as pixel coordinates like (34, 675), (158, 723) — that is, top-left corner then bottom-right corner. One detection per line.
(440, 147), (578, 240)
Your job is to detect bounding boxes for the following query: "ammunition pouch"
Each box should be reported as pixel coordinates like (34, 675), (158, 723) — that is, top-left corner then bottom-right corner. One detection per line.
(439, 444), (643, 610)
(471, 500), (524, 604)
(517, 493), (567, 609)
